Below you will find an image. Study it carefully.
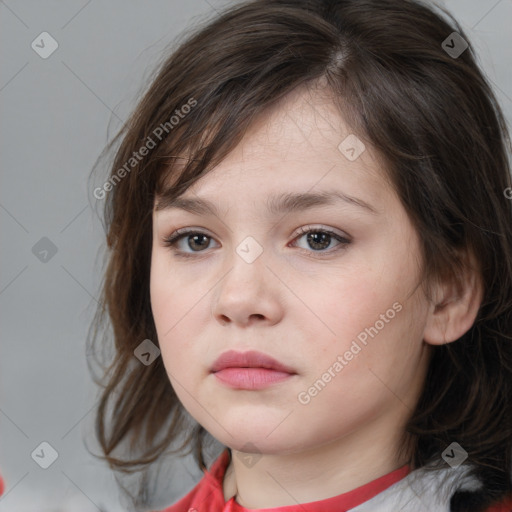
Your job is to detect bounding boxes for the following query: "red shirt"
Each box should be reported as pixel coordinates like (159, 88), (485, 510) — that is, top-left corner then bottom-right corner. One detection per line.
(0, 460), (510, 511)
(154, 450), (512, 512)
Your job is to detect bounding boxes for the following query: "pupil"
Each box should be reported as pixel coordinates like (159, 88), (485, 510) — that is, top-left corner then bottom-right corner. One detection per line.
(190, 234), (209, 250)
(308, 232), (330, 250)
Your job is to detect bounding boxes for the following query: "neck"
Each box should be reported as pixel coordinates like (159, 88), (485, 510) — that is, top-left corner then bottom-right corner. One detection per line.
(222, 420), (411, 507)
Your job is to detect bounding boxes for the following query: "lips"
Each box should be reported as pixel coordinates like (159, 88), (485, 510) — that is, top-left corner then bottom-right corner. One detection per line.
(211, 350), (296, 374)
(210, 350), (297, 390)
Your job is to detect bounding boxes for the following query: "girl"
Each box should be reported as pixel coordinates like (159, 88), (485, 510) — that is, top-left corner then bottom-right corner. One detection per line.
(89, 0), (512, 510)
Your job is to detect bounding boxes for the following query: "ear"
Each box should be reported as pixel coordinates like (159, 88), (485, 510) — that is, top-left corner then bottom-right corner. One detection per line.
(423, 250), (484, 346)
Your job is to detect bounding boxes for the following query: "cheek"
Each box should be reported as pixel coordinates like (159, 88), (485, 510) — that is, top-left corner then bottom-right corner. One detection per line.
(150, 251), (199, 332)
(150, 255), (186, 358)
(292, 251), (423, 380)
(149, 252), (212, 380)
(290, 262), (400, 356)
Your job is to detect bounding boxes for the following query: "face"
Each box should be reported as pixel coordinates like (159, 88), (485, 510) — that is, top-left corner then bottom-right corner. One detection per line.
(150, 85), (432, 457)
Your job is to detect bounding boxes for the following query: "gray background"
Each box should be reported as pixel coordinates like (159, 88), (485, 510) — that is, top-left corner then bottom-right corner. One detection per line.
(0, 0), (511, 511)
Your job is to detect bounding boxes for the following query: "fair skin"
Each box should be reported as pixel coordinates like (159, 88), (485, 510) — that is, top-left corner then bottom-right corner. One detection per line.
(150, 84), (482, 507)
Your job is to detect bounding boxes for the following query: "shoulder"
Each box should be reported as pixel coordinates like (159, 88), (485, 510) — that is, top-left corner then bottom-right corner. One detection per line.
(352, 463), (509, 512)
(151, 449), (231, 512)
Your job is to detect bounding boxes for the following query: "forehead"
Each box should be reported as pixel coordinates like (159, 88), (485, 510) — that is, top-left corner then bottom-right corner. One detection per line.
(155, 84), (394, 211)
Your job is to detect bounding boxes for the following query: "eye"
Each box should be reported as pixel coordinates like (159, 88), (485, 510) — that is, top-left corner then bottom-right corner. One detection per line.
(290, 225), (351, 256)
(162, 228), (218, 257)
(162, 225), (351, 259)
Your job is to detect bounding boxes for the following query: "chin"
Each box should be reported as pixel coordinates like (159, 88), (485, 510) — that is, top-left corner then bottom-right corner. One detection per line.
(207, 421), (304, 455)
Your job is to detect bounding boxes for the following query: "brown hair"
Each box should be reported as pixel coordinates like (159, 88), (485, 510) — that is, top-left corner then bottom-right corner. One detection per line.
(88, 0), (512, 510)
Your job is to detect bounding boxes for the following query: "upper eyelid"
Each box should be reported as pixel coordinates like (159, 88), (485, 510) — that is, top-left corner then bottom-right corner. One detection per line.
(163, 225), (351, 246)
(164, 224), (349, 238)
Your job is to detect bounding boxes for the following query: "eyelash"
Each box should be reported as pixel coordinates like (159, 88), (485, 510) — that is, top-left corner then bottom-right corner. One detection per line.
(161, 226), (351, 259)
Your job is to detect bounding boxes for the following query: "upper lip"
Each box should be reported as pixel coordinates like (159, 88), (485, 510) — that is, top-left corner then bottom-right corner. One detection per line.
(211, 350), (296, 374)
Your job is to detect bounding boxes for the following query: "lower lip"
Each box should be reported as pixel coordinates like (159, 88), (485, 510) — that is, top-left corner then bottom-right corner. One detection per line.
(212, 368), (294, 390)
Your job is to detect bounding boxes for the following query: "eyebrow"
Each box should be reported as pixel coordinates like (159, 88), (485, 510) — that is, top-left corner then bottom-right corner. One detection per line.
(154, 189), (379, 216)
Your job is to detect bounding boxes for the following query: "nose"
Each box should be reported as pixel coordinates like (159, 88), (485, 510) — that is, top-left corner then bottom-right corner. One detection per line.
(210, 240), (284, 327)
